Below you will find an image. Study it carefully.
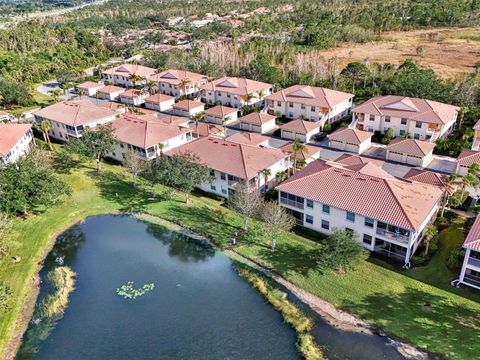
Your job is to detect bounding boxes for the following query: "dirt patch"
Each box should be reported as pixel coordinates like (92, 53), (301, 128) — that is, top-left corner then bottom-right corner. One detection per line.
(317, 27), (480, 78)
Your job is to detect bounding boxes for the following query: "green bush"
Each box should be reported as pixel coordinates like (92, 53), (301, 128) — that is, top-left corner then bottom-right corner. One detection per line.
(447, 244), (465, 270)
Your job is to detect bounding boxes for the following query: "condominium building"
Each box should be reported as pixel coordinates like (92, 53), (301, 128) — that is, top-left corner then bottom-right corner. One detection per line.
(453, 215), (480, 290)
(101, 64), (157, 87)
(148, 69), (209, 98)
(0, 124), (35, 166)
(276, 159), (443, 267)
(352, 96), (459, 143)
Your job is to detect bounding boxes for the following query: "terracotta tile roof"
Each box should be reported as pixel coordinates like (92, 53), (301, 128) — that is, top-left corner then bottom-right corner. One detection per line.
(119, 89), (146, 98)
(276, 159), (443, 231)
(172, 100), (205, 111)
(100, 101), (126, 112)
(201, 77), (272, 96)
(156, 115), (190, 126)
(473, 119), (480, 130)
(334, 154), (384, 167)
(204, 105), (238, 118)
(196, 123), (224, 137)
(353, 96), (459, 125)
(280, 119), (320, 134)
(280, 142), (321, 161)
(403, 168), (454, 194)
(464, 215), (480, 251)
(456, 150), (480, 167)
(328, 127), (372, 145)
(76, 81), (103, 89)
(33, 100), (118, 127)
(97, 85), (125, 94)
(145, 93), (175, 103)
(148, 69), (208, 85)
(0, 124), (32, 156)
(166, 136), (288, 180)
(238, 112), (276, 125)
(110, 115), (191, 149)
(266, 85), (353, 109)
(102, 64), (157, 78)
(226, 131), (269, 146)
(386, 137), (435, 157)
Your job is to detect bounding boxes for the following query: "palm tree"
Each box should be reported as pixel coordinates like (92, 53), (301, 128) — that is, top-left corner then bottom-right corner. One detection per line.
(257, 89), (265, 100)
(78, 88), (86, 100)
(50, 89), (62, 103)
(222, 115), (232, 135)
(191, 111), (205, 138)
(145, 80), (158, 95)
(275, 170), (287, 184)
(423, 224), (439, 257)
(128, 73), (141, 87)
(291, 139), (306, 173)
(244, 92), (255, 106)
(179, 78), (191, 96)
(158, 143), (165, 157)
(259, 168), (272, 192)
(40, 119), (53, 150)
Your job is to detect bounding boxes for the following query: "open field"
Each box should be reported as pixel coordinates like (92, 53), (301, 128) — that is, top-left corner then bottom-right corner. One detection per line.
(1, 159), (480, 359)
(317, 27), (480, 78)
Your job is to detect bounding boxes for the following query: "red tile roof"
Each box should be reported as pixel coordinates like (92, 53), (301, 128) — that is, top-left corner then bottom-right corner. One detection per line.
(156, 115), (190, 126)
(119, 89), (146, 99)
(457, 150), (480, 167)
(386, 137), (435, 157)
(328, 127), (372, 145)
(276, 159), (443, 231)
(238, 112), (276, 125)
(266, 85), (353, 109)
(97, 85), (125, 94)
(226, 132), (269, 146)
(145, 93), (175, 104)
(201, 77), (272, 96)
(204, 105), (238, 118)
(148, 69), (208, 85)
(33, 100), (118, 126)
(334, 154), (384, 167)
(167, 136), (288, 180)
(280, 119), (320, 134)
(76, 81), (103, 89)
(172, 100), (205, 111)
(102, 64), (157, 78)
(0, 124), (32, 156)
(196, 123), (224, 137)
(100, 101), (126, 112)
(353, 96), (459, 125)
(464, 215), (480, 251)
(280, 142), (321, 161)
(403, 168), (454, 194)
(110, 115), (191, 149)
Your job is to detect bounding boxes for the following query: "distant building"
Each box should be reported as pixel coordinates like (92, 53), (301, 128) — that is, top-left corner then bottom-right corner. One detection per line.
(265, 85), (354, 127)
(327, 127), (372, 154)
(385, 137), (435, 167)
(75, 82), (105, 97)
(118, 89), (149, 106)
(144, 93), (176, 112)
(204, 106), (238, 125)
(172, 100), (205, 119)
(352, 96), (459, 143)
(97, 85), (126, 101)
(237, 112), (276, 134)
(279, 119), (320, 143)
(0, 124), (34, 166)
(148, 69), (209, 98)
(101, 64), (157, 87)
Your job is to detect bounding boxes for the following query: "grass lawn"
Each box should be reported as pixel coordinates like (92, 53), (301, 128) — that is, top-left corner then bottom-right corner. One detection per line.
(1, 161), (479, 359)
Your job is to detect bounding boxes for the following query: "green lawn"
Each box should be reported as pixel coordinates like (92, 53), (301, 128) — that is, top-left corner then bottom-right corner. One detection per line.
(1, 161), (479, 359)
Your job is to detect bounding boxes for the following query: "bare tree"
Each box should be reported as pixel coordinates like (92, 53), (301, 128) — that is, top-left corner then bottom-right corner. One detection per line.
(259, 201), (296, 251)
(123, 149), (149, 188)
(228, 181), (262, 231)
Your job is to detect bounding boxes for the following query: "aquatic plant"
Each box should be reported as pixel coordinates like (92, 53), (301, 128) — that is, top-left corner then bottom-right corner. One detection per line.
(237, 268), (326, 360)
(116, 282), (155, 300)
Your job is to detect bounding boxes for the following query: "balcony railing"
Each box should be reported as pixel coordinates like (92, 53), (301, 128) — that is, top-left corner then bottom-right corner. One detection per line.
(376, 229), (410, 243)
(467, 257), (480, 269)
(280, 197), (304, 210)
(373, 246), (406, 261)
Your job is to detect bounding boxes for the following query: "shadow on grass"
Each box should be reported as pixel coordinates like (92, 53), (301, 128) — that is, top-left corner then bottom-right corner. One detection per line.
(96, 170), (158, 212)
(341, 287), (480, 359)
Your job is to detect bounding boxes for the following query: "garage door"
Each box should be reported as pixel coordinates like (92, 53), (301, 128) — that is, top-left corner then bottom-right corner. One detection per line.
(406, 156), (421, 166)
(388, 152), (404, 163)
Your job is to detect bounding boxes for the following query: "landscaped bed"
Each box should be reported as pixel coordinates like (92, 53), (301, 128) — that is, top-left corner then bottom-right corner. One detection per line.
(1, 162), (479, 359)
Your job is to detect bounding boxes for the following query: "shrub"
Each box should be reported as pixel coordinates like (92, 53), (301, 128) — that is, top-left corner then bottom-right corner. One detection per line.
(447, 244), (465, 270)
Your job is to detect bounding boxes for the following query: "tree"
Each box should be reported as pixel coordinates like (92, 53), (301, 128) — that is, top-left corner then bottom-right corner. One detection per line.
(145, 81), (158, 95)
(179, 78), (191, 96)
(38, 119), (53, 151)
(49, 89), (62, 103)
(291, 139), (306, 173)
(66, 125), (115, 172)
(228, 181), (262, 230)
(149, 152), (211, 203)
(77, 88), (86, 100)
(244, 93), (255, 105)
(128, 73), (142, 87)
(316, 230), (368, 273)
(0, 150), (71, 216)
(258, 201), (296, 251)
(275, 170), (287, 183)
(381, 128), (395, 144)
(191, 111), (205, 137)
(340, 62), (371, 92)
(423, 224), (438, 256)
(123, 149), (148, 188)
(260, 168), (271, 192)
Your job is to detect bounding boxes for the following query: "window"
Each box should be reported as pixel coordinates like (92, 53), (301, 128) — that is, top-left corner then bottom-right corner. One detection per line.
(277, 101), (281, 106)
(322, 204), (330, 214)
(301, 104), (305, 110)
(321, 220), (330, 230)
(346, 211), (355, 222)
(415, 121), (422, 128)
(306, 199), (313, 209)
(306, 215), (313, 224)
(220, 172), (226, 180)
(288, 112), (293, 118)
(221, 186), (227, 195)
(227, 94), (231, 98)
(363, 234), (372, 245)
(399, 130), (406, 136)
(414, 133), (420, 140)
(365, 217), (374, 228)
(345, 228), (354, 234)
(311, 106), (315, 112)
(369, 115), (375, 121)
(120, 143), (124, 148)
(210, 170), (215, 176)
(210, 184), (216, 191)
(289, 103), (293, 108)
(401, 118), (407, 125)
(384, 116), (390, 122)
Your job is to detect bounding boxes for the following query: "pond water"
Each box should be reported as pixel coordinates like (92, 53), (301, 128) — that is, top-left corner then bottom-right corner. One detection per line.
(18, 215), (408, 360)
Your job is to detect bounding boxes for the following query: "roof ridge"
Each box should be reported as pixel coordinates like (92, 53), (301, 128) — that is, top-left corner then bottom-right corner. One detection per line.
(320, 87), (332, 109)
(383, 180), (416, 230)
(238, 143), (251, 179)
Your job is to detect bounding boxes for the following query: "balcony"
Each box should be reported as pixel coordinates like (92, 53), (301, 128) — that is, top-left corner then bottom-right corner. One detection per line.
(376, 229), (410, 244)
(280, 197), (304, 210)
(373, 246), (406, 261)
(467, 257), (480, 269)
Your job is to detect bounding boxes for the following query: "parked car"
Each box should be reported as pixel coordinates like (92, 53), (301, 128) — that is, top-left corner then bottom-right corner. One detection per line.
(312, 132), (327, 142)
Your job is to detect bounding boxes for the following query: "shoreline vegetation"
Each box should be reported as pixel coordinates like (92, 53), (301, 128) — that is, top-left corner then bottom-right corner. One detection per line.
(16, 267), (76, 359)
(236, 267), (325, 360)
(2, 163), (480, 360)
